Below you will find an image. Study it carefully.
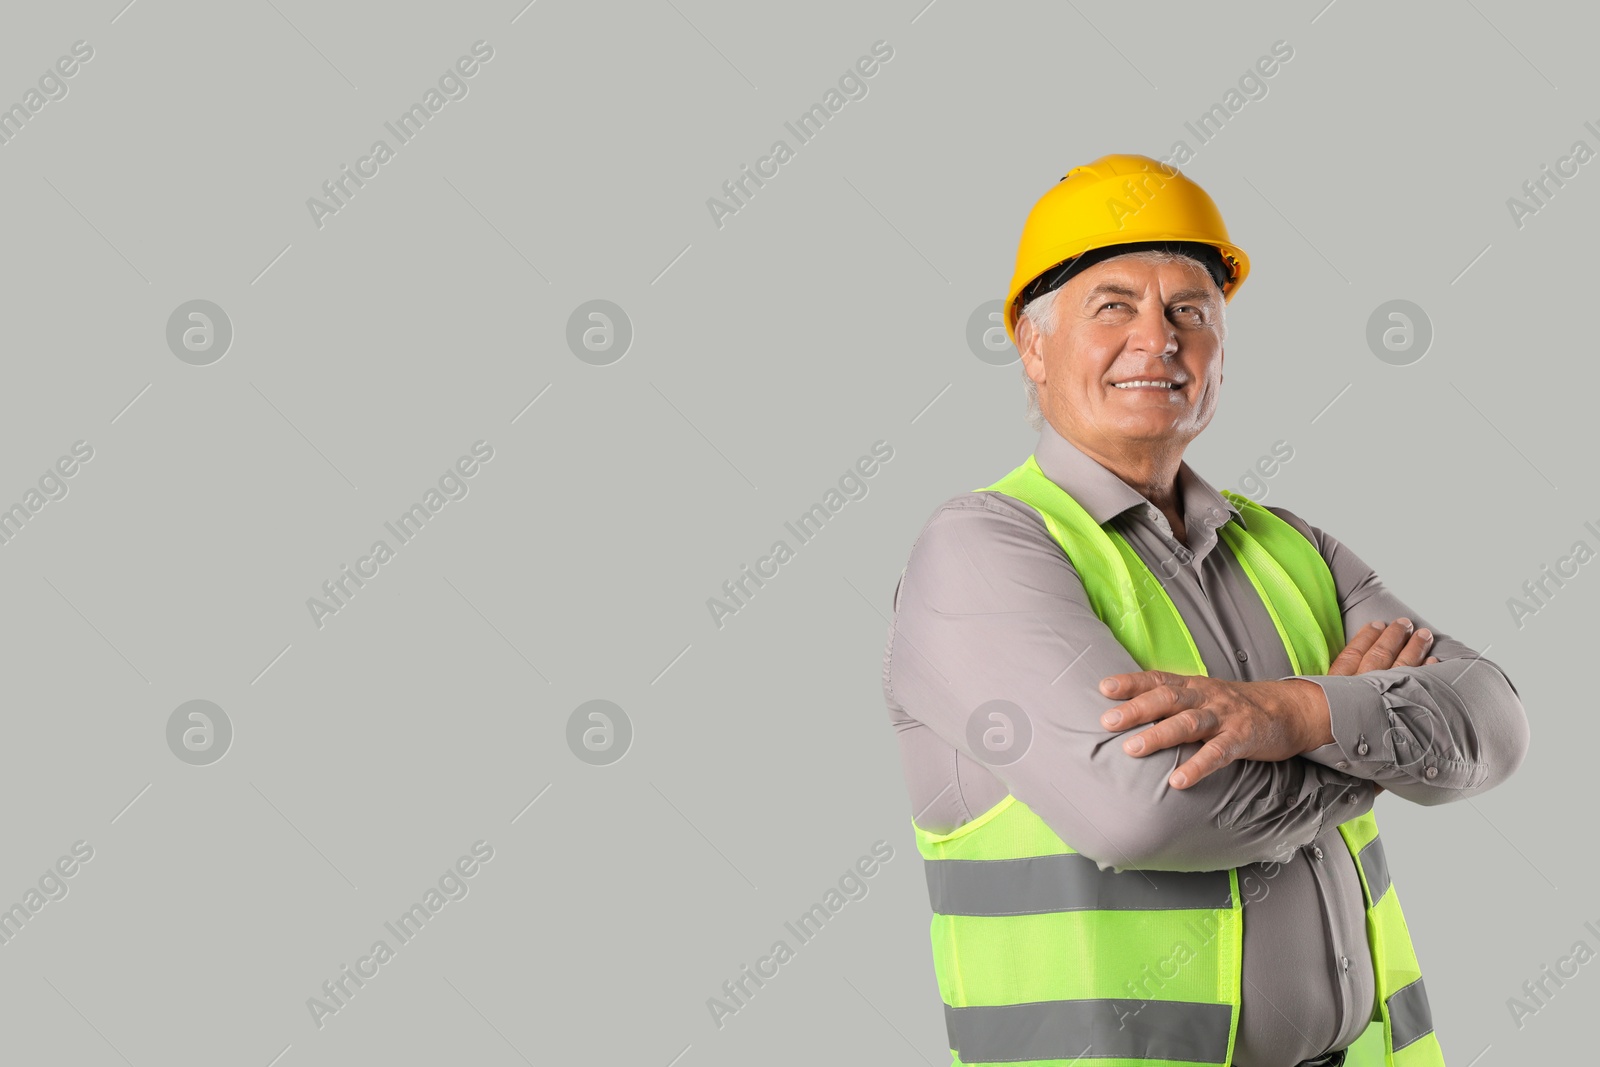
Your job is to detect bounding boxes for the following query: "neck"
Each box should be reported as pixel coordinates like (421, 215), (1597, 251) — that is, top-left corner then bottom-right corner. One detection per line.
(1059, 425), (1186, 516)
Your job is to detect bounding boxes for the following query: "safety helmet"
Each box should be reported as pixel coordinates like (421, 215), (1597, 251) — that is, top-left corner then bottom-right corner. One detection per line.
(1003, 153), (1250, 345)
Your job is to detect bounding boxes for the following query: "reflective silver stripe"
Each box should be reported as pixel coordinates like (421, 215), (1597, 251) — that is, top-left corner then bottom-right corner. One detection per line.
(923, 855), (1233, 916)
(1387, 976), (1434, 1050)
(1358, 835), (1391, 905)
(945, 999), (1233, 1064)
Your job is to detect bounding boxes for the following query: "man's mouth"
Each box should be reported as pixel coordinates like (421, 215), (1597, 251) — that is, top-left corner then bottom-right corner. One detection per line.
(1111, 379), (1182, 390)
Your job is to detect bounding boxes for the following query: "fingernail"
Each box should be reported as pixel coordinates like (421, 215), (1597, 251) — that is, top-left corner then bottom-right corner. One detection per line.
(1103, 678), (1120, 692)
(1103, 711), (1121, 726)
(1126, 737), (1143, 753)
(1417, 628), (1431, 640)
(1171, 772), (1187, 788)
(1369, 621), (1383, 630)
(1398, 618), (1413, 631)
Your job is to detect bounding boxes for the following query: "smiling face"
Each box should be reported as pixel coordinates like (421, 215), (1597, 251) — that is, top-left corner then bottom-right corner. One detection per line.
(1016, 252), (1226, 459)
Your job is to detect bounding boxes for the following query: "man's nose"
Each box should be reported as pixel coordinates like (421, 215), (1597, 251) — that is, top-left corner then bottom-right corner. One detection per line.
(1127, 305), (1178, 356)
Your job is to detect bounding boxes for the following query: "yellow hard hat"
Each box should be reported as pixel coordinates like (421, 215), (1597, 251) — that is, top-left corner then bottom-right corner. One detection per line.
(1003, 153), (1250, 345)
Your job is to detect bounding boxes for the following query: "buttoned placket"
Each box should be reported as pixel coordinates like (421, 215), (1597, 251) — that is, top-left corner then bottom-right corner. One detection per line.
(1165, 512), (1251, 674)
(1155, 504), (1366, 1048)
(1301, 827), (1363, 1042)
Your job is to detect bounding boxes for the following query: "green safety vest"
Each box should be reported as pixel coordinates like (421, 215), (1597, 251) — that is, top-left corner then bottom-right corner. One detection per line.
(911, 454), (1445, 1067)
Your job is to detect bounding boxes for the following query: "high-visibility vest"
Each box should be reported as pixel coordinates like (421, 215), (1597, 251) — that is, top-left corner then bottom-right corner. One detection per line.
(911, 454), (1445, 1067)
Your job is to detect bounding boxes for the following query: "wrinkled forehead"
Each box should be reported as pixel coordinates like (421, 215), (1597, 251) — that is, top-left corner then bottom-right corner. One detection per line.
(1064, 254), (1222, 304)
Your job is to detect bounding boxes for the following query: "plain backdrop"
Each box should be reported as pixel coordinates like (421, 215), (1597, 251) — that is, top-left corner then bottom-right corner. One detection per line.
(0, 1), (1588, 1064)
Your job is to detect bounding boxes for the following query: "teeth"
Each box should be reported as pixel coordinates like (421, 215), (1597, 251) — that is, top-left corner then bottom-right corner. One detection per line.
(1113, 380), (1177, 389)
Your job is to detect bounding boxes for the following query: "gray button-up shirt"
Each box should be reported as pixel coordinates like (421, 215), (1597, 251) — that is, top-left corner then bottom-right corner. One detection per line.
(881, 420), (1529, 1067)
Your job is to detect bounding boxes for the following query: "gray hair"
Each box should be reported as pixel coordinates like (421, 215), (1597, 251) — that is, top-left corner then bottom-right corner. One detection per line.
(1017, 249), (1228, 432)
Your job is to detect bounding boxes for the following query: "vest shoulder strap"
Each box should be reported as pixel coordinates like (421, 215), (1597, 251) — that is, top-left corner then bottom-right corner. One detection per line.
(1217, 491), (1344, 673)
(975, 454), (1200, 673)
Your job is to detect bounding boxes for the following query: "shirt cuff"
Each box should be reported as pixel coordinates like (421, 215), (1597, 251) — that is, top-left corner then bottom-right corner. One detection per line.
(1285, 674), (1387, 776)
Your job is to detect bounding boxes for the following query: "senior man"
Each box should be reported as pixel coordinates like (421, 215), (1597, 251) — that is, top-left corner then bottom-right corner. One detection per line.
(881, 154), (1528, 1067)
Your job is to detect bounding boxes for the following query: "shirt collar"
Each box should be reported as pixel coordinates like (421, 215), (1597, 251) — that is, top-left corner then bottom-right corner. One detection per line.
(1032, 420), (1247, 538)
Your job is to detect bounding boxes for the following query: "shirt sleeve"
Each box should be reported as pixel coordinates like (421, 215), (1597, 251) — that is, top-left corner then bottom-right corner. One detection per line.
(884, 492), (1376, 874)
(1267, 505), (1530, 805)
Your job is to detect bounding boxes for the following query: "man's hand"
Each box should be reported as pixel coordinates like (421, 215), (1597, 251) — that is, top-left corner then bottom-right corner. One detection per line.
(1329, 618), (1438, 675)
(1097, 673), (1328, 789)
(1099, 618), (1439, 790)
(1328, 619), (1436, 796)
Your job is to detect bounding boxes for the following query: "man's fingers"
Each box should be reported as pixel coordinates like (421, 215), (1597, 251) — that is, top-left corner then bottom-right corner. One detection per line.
(1328, 621), (1386, 676)
(1120, 707), (1217, 756)
(1392, 627), (1435, 667)
(1357, 619), (1418, 673)
(1332, 620), (1439, 675)
(1099, 669), (1178, 698)
(1169, 737), (1235, 789)
(1101, 675), (1197, 731)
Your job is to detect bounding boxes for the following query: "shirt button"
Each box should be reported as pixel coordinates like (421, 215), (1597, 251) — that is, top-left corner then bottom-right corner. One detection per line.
(1346, 793), (1358, 803)
(1356, 740), (1370, 757)
(1424, 765), (1438, 779)
(1341, 955), (1350, 973)
(1335, 760), (1350, 770)
(1235, 649), (1248, 663)
(1311, 846), (1324, 861)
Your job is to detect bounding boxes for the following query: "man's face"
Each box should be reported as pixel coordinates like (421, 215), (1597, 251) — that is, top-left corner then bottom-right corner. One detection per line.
(1017, 254), (1225, 455)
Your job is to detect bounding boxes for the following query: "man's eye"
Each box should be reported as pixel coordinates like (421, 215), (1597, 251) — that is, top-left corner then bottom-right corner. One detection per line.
(1099, 302), (1126, 311)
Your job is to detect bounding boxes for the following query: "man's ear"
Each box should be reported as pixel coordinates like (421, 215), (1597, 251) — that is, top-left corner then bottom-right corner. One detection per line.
(1015, 313), (1046, 387)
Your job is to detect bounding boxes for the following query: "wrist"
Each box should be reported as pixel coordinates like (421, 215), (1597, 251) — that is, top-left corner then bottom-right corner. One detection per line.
(1285, 678), (1334, 752)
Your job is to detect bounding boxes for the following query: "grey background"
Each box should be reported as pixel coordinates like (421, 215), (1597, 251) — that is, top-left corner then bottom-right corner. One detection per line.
(0, 0), (1588, 1063)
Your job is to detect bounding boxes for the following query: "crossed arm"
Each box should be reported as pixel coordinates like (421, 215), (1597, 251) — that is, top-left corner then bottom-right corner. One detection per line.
(1102, 619), (1445, 793)
(885, 496), (1529, 873)
(1106, 504), (1530, 807)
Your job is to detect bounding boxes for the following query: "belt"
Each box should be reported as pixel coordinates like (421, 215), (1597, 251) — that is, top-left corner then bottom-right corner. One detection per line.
(1231, 1049), (1346, 1067)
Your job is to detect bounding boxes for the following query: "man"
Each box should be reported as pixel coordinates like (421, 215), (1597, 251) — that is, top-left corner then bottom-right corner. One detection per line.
(881, 154), (1529, 1067)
